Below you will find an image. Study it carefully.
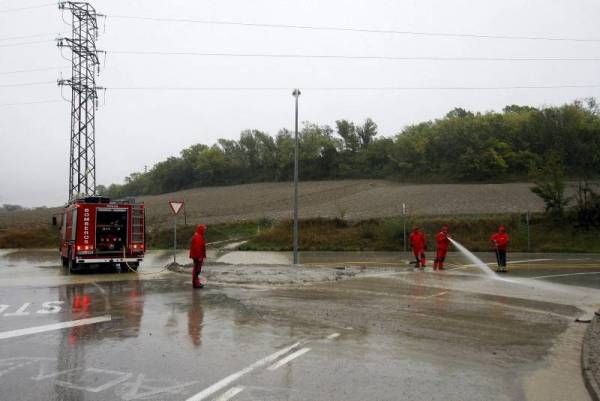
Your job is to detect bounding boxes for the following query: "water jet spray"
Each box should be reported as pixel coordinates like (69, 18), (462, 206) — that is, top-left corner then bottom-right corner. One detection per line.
(448, 237), (497, 278)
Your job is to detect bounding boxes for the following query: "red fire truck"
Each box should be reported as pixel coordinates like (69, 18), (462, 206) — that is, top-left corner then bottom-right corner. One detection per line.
(59, 196), (145, 273)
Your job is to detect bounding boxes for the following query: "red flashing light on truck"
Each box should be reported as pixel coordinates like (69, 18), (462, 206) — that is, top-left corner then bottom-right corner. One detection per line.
(59, 196), (145, 273)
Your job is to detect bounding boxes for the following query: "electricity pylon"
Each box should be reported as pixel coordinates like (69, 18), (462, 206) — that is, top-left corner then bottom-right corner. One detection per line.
(57, 1), (104, 201)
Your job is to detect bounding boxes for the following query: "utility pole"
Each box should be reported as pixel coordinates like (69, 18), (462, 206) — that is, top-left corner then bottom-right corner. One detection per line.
(57, 2), (104, 201)
(292, 89), (301, 265)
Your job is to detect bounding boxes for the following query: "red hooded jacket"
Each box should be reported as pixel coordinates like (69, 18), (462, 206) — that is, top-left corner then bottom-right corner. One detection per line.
(189, 225), (207, 260)
(490, 227), (509, 251)
(409, 230), (426, 250)
(435, 230), (450, 250)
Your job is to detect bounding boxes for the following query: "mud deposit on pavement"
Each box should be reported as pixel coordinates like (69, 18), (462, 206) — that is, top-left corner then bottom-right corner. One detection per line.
(169, 263), (362, 285)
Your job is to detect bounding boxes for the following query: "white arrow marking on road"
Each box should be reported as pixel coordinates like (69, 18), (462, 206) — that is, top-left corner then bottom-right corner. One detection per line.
(0, 315), (112, 340)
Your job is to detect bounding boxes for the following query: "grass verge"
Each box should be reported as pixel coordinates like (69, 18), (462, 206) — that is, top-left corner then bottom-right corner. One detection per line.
(0, 226), (59, 248)
(1, 214), (599, 253)
(240, 215), (600, 253)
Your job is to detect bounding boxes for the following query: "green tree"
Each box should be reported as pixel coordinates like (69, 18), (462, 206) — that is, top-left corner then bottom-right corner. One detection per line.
(574, 181), (600, 229)
(530, 154), (570, 219)
(357, 118), (378, 148)
(336, 120), (360, 152)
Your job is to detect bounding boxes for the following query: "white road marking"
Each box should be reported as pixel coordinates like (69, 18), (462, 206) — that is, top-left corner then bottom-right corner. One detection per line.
(121, 373), (198, 400)
(0, 357), (54, 379)
(33, 367), (79, 380)
(37, 301), (64, 314)
(506, 258), (553, 264)
(326, 332), (340, 340)
(447, 266), (468, 271)
(185, 341), (301, 401)
(532, 272), (600, 280)
(267, 347), (311, 371)
(448, 259), (553, 271)
(421, 291), (448, 299)
(0, 315), (112, 340)
(55, 368), (133, 393)
(4, 302), (32, 316)
(212, 386), (245, 401)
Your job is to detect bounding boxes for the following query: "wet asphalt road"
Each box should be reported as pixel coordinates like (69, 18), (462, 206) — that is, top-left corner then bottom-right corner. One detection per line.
(1, 250), (600, 401)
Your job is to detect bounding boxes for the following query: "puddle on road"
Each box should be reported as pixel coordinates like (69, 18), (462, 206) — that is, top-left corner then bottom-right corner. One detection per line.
(1, 249), (60, 266)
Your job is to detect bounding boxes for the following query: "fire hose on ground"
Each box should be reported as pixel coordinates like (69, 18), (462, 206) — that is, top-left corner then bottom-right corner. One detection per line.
(121, 246), (171, 275)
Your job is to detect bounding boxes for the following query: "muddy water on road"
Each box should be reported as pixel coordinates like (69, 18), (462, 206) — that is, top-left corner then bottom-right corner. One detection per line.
(1, 250), (600, 400)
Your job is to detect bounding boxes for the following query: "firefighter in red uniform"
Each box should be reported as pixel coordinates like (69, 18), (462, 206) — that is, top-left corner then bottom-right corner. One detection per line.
(433, 225), (451, 271)
(189, 224), (207, 288)
(490, 225), (510, 272)
(409, 226), (427, 268)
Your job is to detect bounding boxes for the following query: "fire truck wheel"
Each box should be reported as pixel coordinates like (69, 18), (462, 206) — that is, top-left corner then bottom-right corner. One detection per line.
(67, 252), (80, 274)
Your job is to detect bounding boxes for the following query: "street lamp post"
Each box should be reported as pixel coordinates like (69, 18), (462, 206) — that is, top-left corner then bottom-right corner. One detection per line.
(292, 89), (301, 265)
(402, 203), (407, 253)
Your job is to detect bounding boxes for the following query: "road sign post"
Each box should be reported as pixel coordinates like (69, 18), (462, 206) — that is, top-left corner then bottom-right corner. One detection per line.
(169, 201), (185, 264)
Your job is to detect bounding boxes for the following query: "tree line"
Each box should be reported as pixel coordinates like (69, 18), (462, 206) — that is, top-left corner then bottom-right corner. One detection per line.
(99, 99), (600, 198)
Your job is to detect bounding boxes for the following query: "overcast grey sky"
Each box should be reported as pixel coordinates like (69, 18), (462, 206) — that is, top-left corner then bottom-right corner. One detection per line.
(1, 0), (600, 207)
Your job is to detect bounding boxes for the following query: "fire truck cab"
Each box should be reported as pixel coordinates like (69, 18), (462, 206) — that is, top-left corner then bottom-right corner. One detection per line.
(59, 196), (145, 273)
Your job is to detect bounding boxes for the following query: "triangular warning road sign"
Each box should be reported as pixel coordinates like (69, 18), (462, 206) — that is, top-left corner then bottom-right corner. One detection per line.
(169, 201), (184, 215)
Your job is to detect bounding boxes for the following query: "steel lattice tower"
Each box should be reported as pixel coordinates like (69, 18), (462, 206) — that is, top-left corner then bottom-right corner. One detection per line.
(57, 2), (104, 201)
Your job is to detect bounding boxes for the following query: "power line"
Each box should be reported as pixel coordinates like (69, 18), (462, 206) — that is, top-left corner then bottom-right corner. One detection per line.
(0, 32), (62, 42)
(0, 99), (63, 107)
(0, 81), (55, 88)
(109, 50), (600, 62)
(108, 14), (600, 44)
(0, 66), (62, 76)
(6, 83), (598, 92)
(0, 0), (46, 4)
(2, 84), (597, 108)
(106, 84), (600, 91)
(0, 3), (55, 13)
(0, 39), (54, 48)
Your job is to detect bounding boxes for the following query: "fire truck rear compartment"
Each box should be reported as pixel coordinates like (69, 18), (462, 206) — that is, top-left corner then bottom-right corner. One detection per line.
(96, 209), (127, 254)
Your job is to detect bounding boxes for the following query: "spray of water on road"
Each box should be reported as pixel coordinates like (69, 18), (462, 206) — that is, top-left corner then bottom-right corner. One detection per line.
(446, 238), (583, 297)
(448, 237), (497, 278)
